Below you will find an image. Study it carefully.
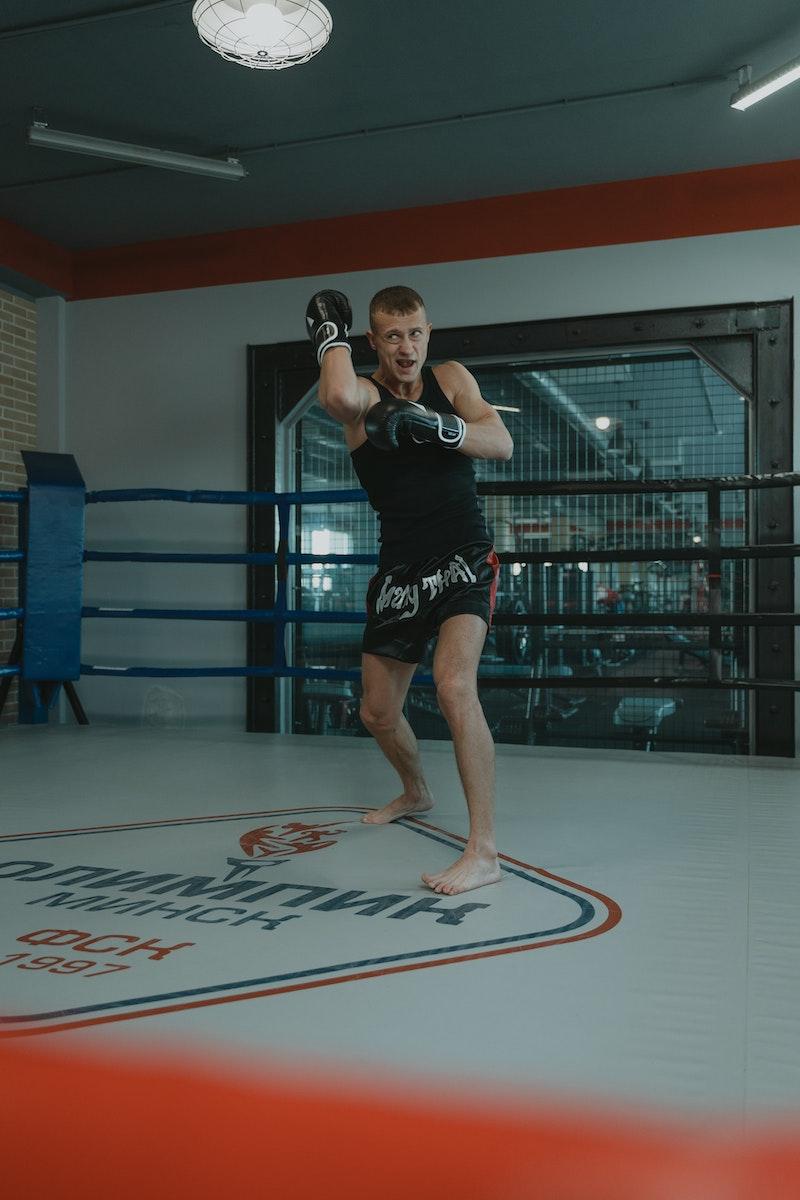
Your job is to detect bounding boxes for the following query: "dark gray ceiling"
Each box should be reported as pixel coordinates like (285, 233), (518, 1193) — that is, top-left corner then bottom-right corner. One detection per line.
(3, 0), (800, 252)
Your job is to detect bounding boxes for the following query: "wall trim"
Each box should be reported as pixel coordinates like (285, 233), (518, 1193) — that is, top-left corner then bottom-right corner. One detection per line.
(4, 157), (800, 302)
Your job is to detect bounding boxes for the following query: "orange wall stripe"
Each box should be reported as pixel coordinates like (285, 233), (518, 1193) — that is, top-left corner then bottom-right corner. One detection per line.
(5, 157), (800, 301)
(69, 156), (800, 300)
(0, 217), (73, 296)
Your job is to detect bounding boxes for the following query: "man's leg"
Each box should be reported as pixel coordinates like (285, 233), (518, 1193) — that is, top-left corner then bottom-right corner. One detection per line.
(422, 613), (501, 895)
(359, 652), (434, 824)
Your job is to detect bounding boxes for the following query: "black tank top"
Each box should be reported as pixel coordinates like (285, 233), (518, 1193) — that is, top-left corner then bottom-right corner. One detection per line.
(350, 366), (489, 565)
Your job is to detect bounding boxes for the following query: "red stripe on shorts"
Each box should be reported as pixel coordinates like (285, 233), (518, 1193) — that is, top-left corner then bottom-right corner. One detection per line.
(486, 549), (500, 626)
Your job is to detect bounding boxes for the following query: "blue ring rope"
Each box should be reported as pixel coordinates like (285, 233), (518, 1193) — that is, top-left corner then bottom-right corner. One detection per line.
(79, 664), (433, 684)
(77, 485), (378, 681)
(13, 477), (800, 696)
(82, 607), (365, 623)
(83, 551), (379, 565)
(86, 488), (367, 506)
(85, 551), (280, 564)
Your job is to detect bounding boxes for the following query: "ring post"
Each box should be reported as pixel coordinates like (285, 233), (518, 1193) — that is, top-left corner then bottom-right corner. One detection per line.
(273, 497), (291, 672)
(19, 452), (86, 724)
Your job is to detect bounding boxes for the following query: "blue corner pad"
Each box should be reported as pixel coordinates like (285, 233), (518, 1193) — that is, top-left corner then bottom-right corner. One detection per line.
(20, 451), (86, 682)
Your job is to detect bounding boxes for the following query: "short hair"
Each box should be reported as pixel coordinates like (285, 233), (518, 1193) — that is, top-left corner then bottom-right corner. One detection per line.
(369, 285), (426, 329)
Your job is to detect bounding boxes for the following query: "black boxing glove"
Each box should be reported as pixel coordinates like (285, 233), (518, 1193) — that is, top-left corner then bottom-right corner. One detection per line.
(365, 398), (466, 452)
(305, 290), (353, 364)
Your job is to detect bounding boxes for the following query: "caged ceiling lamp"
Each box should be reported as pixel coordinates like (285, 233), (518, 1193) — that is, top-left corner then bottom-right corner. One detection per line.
(192, 0), (333, 70)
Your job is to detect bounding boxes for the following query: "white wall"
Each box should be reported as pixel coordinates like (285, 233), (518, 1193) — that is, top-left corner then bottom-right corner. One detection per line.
(36, 226), (800, 733)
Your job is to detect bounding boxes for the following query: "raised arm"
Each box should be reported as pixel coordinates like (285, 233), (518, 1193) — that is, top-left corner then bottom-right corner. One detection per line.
(305, 291), (372, 426)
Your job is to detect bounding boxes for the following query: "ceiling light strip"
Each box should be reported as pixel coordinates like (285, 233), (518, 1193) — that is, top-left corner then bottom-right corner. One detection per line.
(730, 54), (800, 110)
(28, 123), (246, 181)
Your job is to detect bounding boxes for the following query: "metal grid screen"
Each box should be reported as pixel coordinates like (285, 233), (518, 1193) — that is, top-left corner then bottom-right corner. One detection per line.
(291, 411), (376, 734)
(292, 350), (749, 751)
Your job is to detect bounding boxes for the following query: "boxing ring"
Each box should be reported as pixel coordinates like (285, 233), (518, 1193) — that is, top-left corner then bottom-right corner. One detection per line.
(3, 451), (799, 723)
(2, 452), (800, 1196)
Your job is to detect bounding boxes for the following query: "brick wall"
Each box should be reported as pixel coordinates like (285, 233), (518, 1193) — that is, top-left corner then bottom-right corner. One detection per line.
(0, 289), (37, 722)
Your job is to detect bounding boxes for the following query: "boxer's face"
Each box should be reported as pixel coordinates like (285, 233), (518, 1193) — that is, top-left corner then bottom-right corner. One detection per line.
(368, 306), (431, 385)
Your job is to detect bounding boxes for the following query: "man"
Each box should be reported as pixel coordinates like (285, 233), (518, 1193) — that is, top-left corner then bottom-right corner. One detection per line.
(305, 285), (513, 895)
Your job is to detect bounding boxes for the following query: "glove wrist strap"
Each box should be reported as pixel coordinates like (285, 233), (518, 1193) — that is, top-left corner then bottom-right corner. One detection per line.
(437, 413), (466, 449)
(316, 324), (353, 364)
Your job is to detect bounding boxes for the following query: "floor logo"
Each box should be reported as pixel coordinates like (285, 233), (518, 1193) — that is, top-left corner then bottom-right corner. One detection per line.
(0, 806), (621, 1037)
(239, 821), (349, 860)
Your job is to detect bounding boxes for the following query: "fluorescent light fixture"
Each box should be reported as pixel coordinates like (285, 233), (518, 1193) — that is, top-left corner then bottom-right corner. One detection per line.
(27, 121), (246, 180)
(731, 55), (800, 110)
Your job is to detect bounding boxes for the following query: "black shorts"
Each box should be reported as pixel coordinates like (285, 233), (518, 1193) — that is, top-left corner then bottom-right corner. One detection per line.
(362, 541), (500, 664)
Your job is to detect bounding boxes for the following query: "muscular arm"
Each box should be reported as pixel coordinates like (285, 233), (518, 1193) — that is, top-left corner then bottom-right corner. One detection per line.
(437, 361), (514, 461)
(306, 290), (372, 426)
(317, 347), (372, 426)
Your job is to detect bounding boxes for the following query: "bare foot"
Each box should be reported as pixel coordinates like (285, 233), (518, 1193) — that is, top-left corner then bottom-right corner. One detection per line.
(362, 792), (434, 825)
(422, 850), (502, 895)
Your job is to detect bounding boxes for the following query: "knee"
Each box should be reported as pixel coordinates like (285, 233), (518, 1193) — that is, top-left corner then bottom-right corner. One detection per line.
(434, 674), (477, 718)
(359, 701), (401, 734)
